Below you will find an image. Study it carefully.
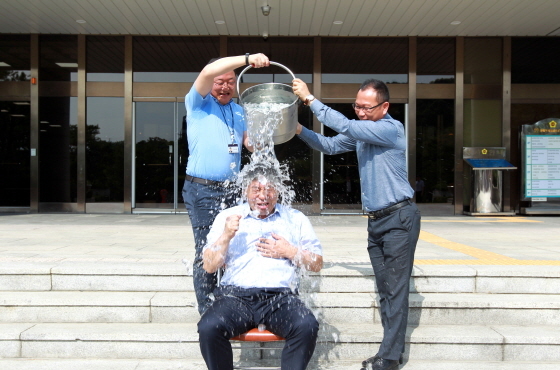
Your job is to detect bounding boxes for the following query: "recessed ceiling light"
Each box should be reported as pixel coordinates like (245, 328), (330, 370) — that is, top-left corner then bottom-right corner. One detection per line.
(215, 20), (225, 24)
(0, 62), (11, 67)
(11, 114), (26, 117)
(49, 124), (62, 127)
(40, 121), (49, 124)
(333, 21), (343, 25)
(1, 109), (9, 113)
(13, 102), (30, 105)
(56, 62), (78, 68)
(76, 20), (86, 24)
(450, 21), (461, 25)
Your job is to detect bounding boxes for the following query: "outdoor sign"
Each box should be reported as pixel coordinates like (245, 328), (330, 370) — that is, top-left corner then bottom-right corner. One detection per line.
(521, 118), (560, 201)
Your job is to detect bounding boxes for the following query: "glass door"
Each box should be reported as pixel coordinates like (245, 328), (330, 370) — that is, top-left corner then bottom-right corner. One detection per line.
(415, 99), (455, 203)
(0, 100), (30, 208)
(133, 99), (186, 212)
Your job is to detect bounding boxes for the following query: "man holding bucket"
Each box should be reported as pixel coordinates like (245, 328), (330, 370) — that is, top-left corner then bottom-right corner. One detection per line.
(183, 53), (270, 315)
(292, 78), (421, 370)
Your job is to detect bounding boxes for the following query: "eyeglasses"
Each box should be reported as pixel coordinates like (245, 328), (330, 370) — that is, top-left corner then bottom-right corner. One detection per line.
(352, 101), (385, 112)
(214, 80), (235, 87)
(249, 185), (276, 194)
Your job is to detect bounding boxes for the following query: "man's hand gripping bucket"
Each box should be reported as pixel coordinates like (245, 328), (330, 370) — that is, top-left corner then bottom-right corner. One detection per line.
(237, 62), (299, 145)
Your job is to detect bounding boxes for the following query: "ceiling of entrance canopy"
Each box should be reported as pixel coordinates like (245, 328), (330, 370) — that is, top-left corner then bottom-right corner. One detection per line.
(0, 0), (559, 37)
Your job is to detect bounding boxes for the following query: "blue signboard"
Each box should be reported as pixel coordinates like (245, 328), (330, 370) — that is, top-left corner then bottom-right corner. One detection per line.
(464, 158), (516, 170)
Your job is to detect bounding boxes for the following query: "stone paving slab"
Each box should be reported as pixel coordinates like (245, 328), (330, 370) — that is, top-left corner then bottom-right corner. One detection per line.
(4, 322), (559, 362)
(10, 322), (557, 346)
(1, 214), (560, 267)
(1, 359), (559, 370)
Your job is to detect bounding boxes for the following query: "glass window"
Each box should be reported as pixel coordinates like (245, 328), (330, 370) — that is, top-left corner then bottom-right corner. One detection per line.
(228, 37), (314, 83)
(464, 38), (502, 85)
(322, 38), (408, 84)
(39, 97), (78, 202)
(512, 37), (560, 84)
(417, 38), (455, 84)
(0, 35), (30, 81)
(87, 36), (124, 82)
(86, 97), (124, 202)
(464, 38), (503, 149)
(463, 100), (502, 147)
(40, 35), (78, 82)
(133, 36), (219, 82)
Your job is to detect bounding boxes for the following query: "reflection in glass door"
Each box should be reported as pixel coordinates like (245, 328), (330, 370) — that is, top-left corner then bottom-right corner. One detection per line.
(133, 100), (186, 212)
(415, 99), (454, 203)
(0, 101), (30, 207)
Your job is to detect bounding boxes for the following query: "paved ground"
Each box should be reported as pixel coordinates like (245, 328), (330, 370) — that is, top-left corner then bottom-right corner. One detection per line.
(1, 205), (559, 267)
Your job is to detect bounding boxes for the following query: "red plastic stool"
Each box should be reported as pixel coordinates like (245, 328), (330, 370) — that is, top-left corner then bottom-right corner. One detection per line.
(230, 327), (285, 370)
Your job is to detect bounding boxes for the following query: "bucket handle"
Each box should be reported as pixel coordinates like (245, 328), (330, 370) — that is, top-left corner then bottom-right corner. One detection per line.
(236, 61), (296, 104)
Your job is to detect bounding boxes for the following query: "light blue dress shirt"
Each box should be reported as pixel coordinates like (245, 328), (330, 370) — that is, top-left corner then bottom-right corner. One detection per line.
(185, 86), (246, 181)
(204, 203), (322, 290)
(299, 100), (414, 212)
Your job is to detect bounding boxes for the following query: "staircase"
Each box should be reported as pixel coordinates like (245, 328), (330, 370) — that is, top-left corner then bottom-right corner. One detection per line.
(1, 261), (560, 369)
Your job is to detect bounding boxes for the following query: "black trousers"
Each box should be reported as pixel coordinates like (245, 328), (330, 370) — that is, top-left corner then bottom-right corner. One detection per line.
(367, 202), (421, 361)
(198, 286), (319, 370)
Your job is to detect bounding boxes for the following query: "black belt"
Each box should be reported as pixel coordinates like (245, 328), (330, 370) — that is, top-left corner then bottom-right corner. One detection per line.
(185, 174), (222, 186)
(368, 199), (411, 220)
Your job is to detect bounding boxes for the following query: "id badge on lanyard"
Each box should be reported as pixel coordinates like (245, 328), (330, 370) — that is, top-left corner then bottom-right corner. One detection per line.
(228, 143), (239, 154)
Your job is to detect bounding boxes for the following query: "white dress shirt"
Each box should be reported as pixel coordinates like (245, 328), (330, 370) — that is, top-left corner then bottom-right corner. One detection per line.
(204, 203), (322, 290)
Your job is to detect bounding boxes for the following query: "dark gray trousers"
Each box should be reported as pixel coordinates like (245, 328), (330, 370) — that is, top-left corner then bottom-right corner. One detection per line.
(367, 202), (421, 360)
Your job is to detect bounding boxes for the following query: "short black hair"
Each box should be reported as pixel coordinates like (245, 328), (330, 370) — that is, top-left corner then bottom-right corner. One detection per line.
(359, 79), (390, 104)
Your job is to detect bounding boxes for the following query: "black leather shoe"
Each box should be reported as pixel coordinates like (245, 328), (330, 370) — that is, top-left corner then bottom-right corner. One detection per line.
(362, 354), (403, 367)
(360, 357), (400, 370)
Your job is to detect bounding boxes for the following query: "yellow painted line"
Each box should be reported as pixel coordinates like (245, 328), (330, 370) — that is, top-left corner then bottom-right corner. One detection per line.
(420, 231), (517, 261)
(414, 259), (560, 265)
(362, 216), (542, 223)
(417, 230), (560, 266)
(422, 218), (541, 223)
(361, 216), (553, 265)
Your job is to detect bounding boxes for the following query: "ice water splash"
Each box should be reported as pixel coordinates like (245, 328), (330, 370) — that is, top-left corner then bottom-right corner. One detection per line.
(237, 102), (294, 208)
(239, 101), (324, 327)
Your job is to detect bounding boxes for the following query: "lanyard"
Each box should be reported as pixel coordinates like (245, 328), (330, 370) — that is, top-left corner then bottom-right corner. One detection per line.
(218, 101), (235, 144)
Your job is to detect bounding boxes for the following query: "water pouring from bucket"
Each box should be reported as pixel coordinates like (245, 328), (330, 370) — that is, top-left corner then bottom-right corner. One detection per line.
(235, 62), (299, 211)
(237, 62), (300, 146)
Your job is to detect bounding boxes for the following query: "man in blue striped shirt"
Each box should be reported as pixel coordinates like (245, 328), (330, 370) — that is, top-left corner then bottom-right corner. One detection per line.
(293, 78), (421, 370)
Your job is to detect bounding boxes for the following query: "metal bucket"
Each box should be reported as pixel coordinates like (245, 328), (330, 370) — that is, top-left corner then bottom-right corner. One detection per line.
(237, 62), (299, 145)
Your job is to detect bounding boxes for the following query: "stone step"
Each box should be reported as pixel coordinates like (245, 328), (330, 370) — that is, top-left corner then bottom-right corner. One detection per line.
(2, 262), (560, 294)
(2, 323), (559, 363)
(2, 291), (560, 326)
(0, 359), (559, 370)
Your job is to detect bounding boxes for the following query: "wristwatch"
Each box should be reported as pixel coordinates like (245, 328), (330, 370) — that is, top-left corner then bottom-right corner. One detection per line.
(304, 94), (315, 106)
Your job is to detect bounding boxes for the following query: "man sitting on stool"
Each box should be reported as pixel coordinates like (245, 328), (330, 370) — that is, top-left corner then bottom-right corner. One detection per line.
(198, 166), (323, 370)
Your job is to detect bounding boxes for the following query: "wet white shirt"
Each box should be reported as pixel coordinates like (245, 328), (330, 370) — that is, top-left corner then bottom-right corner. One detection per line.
(204, 203), (322, 290)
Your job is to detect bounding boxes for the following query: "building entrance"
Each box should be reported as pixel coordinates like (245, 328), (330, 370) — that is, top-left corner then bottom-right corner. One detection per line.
(133, 99), (187, 213)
